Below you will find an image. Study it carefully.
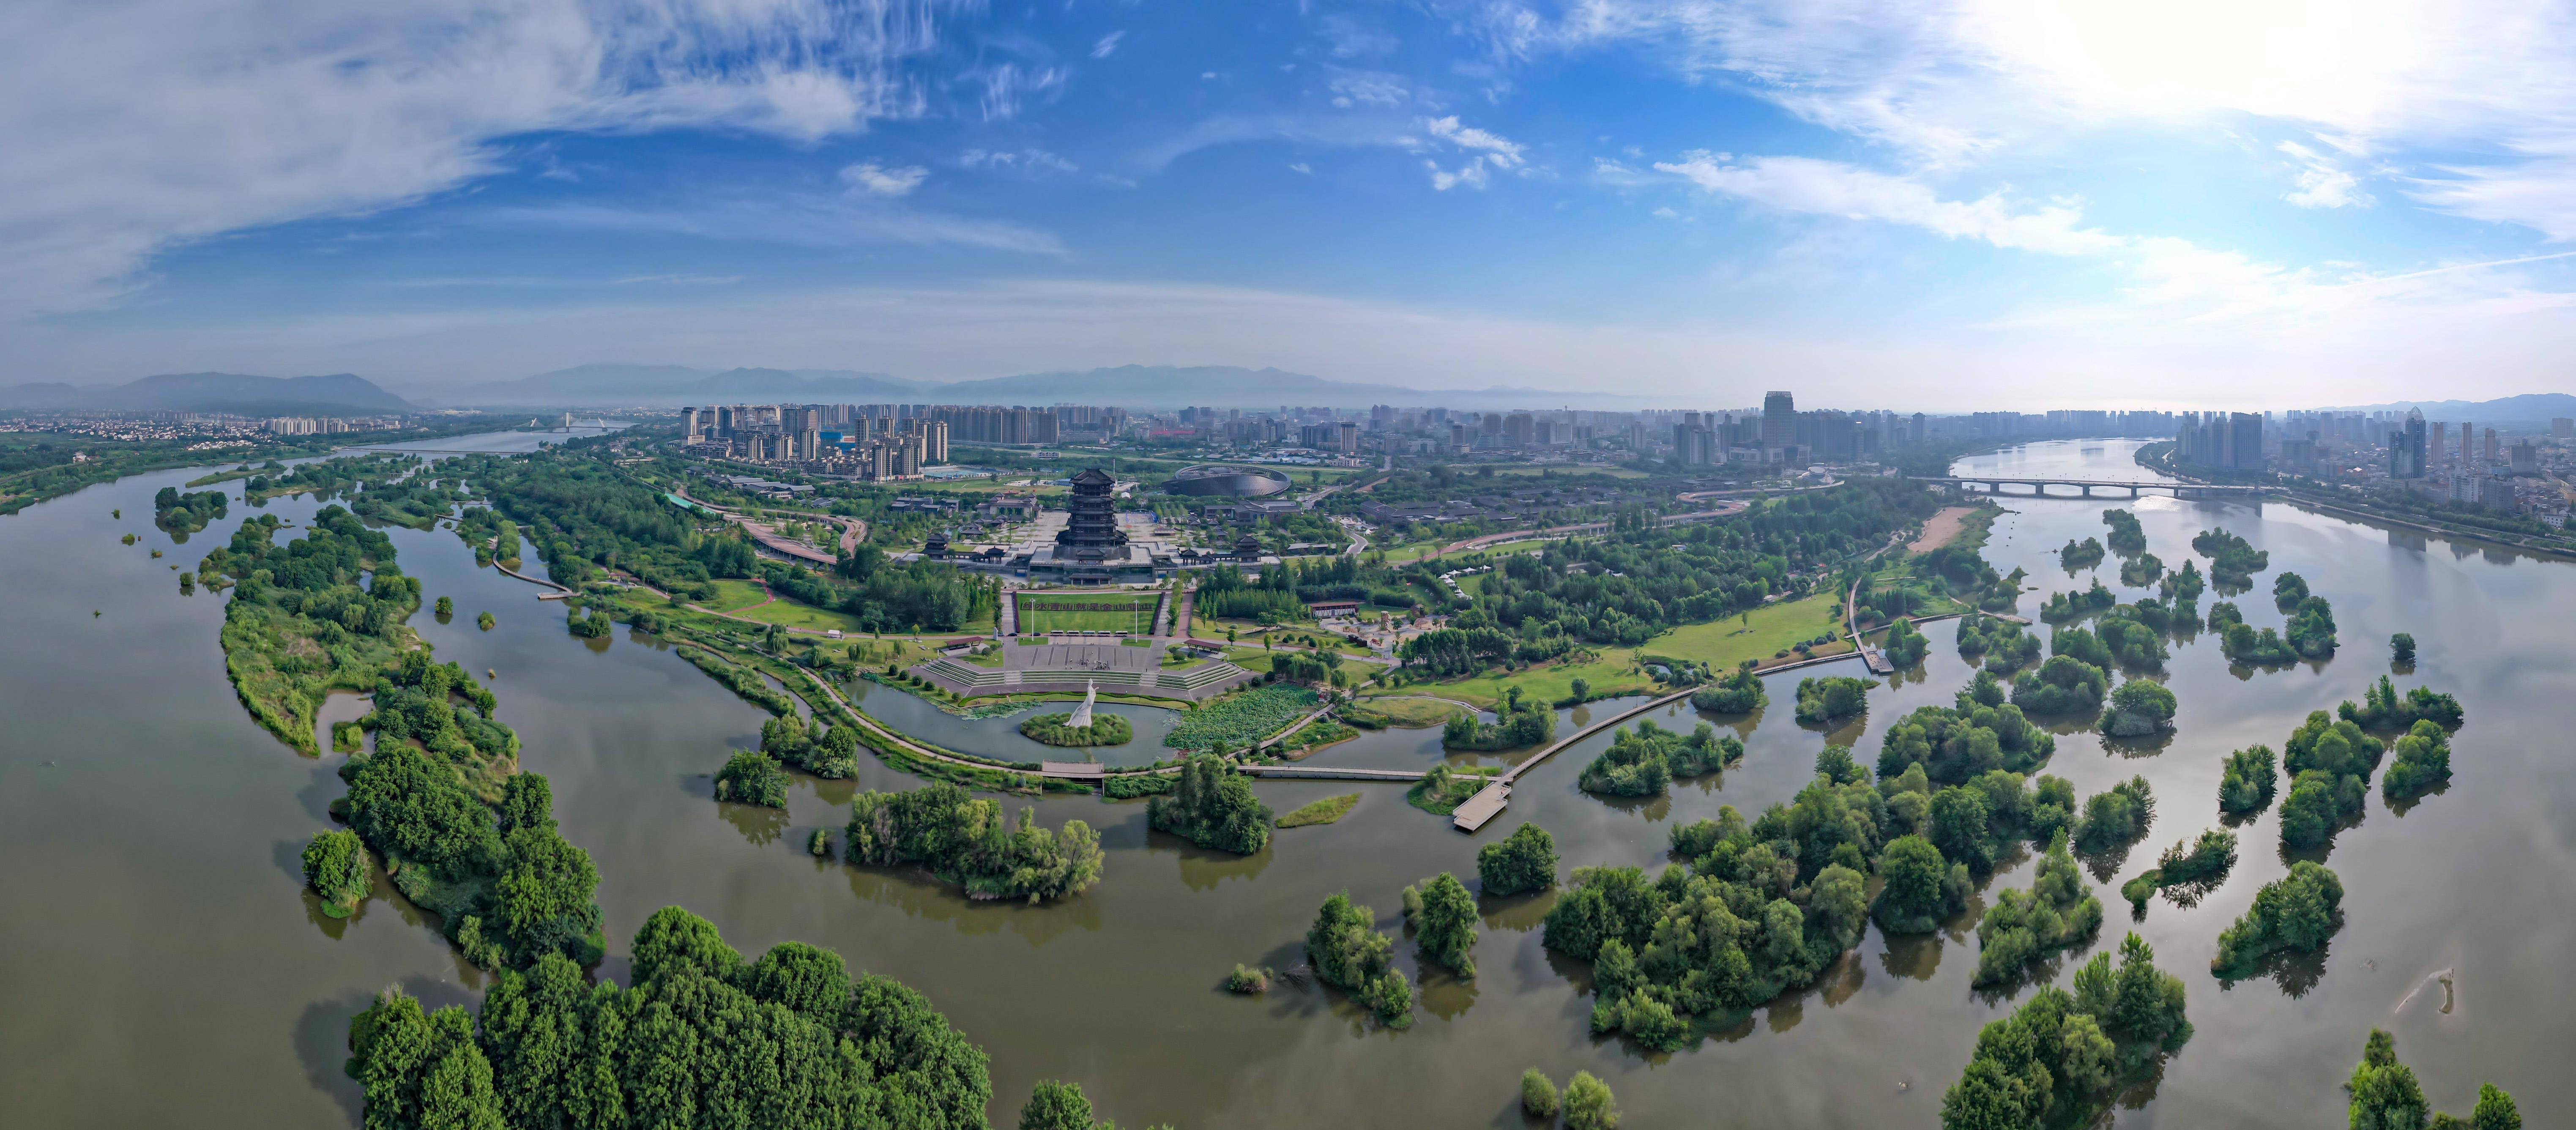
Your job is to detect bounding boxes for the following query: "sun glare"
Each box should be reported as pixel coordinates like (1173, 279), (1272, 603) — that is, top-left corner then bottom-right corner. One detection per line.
(1969, 0), (2442, 129)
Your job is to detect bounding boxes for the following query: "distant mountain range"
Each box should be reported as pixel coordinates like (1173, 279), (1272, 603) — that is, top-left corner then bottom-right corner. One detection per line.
(2330, 392), (2576, 422)
(403, 362), (1643, 410)
(0, 372), (412, 415)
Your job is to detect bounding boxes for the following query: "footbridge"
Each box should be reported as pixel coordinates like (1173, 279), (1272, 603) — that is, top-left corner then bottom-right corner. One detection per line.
(1909, 476), (2265, 499)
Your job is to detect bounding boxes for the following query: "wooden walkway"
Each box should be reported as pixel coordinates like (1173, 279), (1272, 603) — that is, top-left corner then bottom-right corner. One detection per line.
(1452, 686), (1698, 832)
(1242, 765), (1425, 782)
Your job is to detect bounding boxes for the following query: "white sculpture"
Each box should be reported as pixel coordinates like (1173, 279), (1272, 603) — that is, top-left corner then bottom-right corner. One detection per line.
(1068, 680), (1096, 728)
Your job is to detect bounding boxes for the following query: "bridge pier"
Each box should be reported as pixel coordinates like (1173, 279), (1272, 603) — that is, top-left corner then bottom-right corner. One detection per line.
(2078, 484), (2093, 497)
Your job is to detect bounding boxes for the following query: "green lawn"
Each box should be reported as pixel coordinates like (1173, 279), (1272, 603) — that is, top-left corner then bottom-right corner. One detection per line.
(1408, 590), (1853, 709)
(1276, 793), (1361, 828)
(695, 579), (872, 634)
(1017, 591), (1159, 634)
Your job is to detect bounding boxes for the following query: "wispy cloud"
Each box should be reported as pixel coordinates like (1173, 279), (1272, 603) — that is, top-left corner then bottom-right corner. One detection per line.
(1091, 30), (1124, 59)
(841, 162), (930, 196)
(974, 62), (1069, 122)
(2279, 141), (2368, 209)
(960, 148), (1080, 176)
(613, 274), (744, 286)
(480, 191), (1066, 256)
(1329, 71), (1411, 108)
(1656, 153), (2121, 255)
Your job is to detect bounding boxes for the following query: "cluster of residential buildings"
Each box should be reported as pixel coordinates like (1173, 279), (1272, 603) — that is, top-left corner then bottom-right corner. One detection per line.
(680, 401), (1150, 479)
(1138, 393), (2191, 469)
(261, 416), (393, 435)
(2167, 406), (2576, 523)
(681, 403), (951, 481)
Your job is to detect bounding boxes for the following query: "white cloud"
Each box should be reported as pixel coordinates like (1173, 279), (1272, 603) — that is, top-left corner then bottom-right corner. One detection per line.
(1091, 31), (1124, 59)
(840, 162), (930, 196)
(1425, 160), (1490, 191)
(0, 0), (977, 317)
(2278, 141), (2368, 208)
(1424, 116), (1526, 166)
(1448, 0), (2576, 234)
(1651, 149), (2576, 336)
(1288, 162), (1314, 175)
(1656, 153), (2122, 255)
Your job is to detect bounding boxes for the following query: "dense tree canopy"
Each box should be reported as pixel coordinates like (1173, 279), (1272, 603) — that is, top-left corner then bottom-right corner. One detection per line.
(2010, 655), (2107, 715)
(2218, 745), (2279, 815)
(2212, 862), (2343, 976)
(1398, 479), (1944, 678)
(2192, 528), (2270, 588)
(1403, 872), (1479, 977)
(2100, 509), (2147, 554)
(1877, 678), (2056, 785)
(2101, 679), (2178, 738)
(1939, 934), (2191, 1130)
(1974, 831), (2102, 987)
(1307, 892), (1413, 1027)
(846, 783), (1104, 903)
(1146, 754), (1272, 854)
(348, 908), (993, 1130)
(1795, 676), (1876, 725)
(1688, 666), (1767, 714)
(1477, 823), (1558, 896)
(1579, 720), (1741, 796)
(2341, 676), (2465, 732)
(1959, 615), (2041, 673)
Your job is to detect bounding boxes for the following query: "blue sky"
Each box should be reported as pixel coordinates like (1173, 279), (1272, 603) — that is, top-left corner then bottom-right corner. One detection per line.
(9, 0), (2576, 409)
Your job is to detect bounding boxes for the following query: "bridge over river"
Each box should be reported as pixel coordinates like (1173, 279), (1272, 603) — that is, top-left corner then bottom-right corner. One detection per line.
(1908, 476), (2265, 499)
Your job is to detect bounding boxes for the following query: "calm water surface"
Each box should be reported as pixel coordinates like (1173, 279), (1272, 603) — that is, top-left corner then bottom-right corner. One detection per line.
(2, 436), (2570, 1127)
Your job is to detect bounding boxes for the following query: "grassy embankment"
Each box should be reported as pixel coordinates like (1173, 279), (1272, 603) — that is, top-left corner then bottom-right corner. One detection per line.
(1407, 589), (1853, 710)
(1342, 696), (1464, 728)
(1277, 793), (1362, 828)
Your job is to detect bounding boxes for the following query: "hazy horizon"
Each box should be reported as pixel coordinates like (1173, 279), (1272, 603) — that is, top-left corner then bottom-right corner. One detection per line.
(9, 2), (2576, 408)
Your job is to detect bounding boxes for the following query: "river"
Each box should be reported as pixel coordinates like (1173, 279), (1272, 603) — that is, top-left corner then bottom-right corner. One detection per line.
(0, 435), (2565, 1127)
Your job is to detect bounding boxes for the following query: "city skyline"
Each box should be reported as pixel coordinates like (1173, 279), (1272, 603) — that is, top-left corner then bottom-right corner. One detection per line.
(8, 1), (2576, 406)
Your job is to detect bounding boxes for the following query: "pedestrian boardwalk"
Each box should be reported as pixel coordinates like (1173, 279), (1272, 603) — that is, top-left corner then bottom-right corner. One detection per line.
(1242, 765), (1425, 781)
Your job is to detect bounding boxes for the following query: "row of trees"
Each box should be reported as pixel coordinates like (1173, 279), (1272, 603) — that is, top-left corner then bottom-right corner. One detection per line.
(1442, 687), (1556, 750)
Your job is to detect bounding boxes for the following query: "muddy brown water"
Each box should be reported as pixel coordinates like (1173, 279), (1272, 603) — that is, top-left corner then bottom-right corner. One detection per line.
(0, 435), (2567, 1127)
